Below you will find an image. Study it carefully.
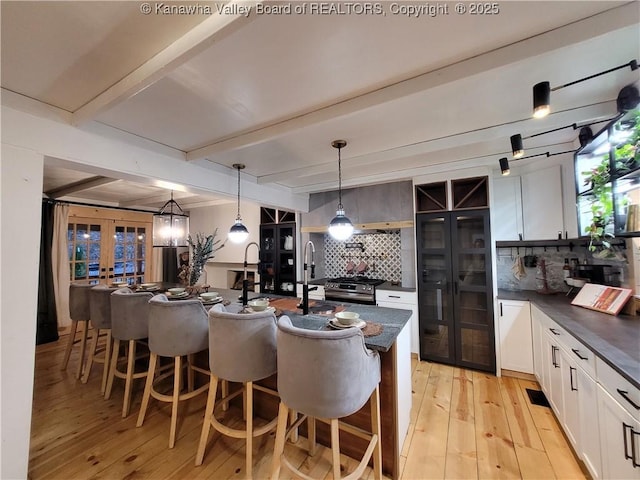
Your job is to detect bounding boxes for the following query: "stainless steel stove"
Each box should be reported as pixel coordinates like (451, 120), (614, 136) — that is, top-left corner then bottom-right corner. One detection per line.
(324, 276), (385, 305)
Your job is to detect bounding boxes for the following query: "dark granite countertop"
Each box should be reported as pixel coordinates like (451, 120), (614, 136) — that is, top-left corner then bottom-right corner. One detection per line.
(497, 289), (640, 389)
(378, 282), (416, 292)
(213, 288), (411, 353)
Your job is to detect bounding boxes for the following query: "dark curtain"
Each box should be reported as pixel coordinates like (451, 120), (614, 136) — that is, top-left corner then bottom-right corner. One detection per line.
(37, 201), (59, 344)
(162, 247), (179, 283)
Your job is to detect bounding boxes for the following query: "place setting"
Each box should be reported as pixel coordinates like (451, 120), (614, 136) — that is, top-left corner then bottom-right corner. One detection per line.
(198, 291), (224, 305)
(137, 282), (160, 292)
(242, 298), (276, 314)
(165, 287), (190, 299)
(327, 311), (383, 337)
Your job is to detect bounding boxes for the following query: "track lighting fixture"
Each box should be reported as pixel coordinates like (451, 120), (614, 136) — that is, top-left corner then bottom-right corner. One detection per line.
(617, 84), (640, 113)
(499, 149), (576, 173)
(532, 59), (638, 118)
(328, 140), (354, 241)
(228, 164), (249, 244)
(578, 126), (594, 148)
(499, 158), (510, 176)
(510, 135), (524, 158)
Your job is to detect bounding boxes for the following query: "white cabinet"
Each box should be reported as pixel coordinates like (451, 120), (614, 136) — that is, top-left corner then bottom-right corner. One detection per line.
(295, 284), (325, 301)
(377, 289), (419, 355)
(521, 165), (565, 240)
(497, 300), (533, 373)
(491, 176), (524, 241)
(544, 328), (565, 419)
(576, 366), (601, 479)
(559, 348), (580, 450)
(394, 321), (412, 456)
(531, 305), (545, 384)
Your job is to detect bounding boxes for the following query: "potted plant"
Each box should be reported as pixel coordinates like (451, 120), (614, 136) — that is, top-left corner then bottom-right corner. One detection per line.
(179, 229), (226, 287)
(582, 156), (615, 252)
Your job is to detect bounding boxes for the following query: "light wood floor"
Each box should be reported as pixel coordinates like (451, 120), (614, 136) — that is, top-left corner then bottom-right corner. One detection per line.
(28, 333), (587, 479)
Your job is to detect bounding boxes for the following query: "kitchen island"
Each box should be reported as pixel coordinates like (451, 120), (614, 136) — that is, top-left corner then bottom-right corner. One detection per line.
(211, 288), (413, 479)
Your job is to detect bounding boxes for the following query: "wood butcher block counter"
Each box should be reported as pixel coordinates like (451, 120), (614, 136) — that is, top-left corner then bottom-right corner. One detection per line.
(213, 288), (413, 479)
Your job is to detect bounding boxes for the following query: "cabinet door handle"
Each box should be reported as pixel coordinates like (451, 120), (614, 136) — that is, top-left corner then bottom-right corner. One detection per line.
(618, 389), (640, 410)
(624, 423), (633, 462)
(549, 328), (560, 336)
(632, 427), (640, 468)
(388, 295), (401, 299)
(551, 346), (559, 368)
(500, 302), (503, 317)
(569, 366), (577, 391)
(571, 348), (588, 361)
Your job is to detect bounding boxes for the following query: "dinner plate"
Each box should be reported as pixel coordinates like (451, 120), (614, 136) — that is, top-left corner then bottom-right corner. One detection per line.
(138, 285), (160, 292)
(166, 291), (189, 299)
(199, 296), (223, 305)
(328, 318), (366, 330)
(244, 306), (276, 314)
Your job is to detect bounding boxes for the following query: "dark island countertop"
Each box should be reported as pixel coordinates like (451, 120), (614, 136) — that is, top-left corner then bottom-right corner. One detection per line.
(378, 281), (416, 292)
(497, 289), (640, 389)
(214, 288), (412, 353)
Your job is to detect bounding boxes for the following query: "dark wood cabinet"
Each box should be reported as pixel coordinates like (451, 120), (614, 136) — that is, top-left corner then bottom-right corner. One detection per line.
(416, 209), (495, 372)
(260, 208), (296, 297)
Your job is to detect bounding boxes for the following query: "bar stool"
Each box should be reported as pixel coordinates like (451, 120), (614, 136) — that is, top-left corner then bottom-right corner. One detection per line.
(82, 285), (118, 391)
(61, 283), (94, 379)
(105, 288), (152, 417)
(271, 316), (382, 480)
(195, 305), (279, 477)
(136, 294), (210, 448)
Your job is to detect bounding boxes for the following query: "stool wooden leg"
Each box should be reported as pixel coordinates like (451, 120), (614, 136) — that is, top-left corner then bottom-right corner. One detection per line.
(105, 339), (120, 399)
(246, 381), (253, 478)
(60, 320), (78, 371)
(308, 417), (316, 456)
(331, 418), (341, 480)
(100, 331), (112, 395)
(122, 339), (137, 417)
(136, 353), (157, 428)
(270, 402), (289, 479)
(195, 375), (218, 466)
(187, 354), (195, 392)
(370, 386), (382, 480)
(82, 326), (100, 384)
(75, 321), (90, 380)
(169, 356), (181, 448)
(289, 409), (299, 443)
(221, 380), (229, 411)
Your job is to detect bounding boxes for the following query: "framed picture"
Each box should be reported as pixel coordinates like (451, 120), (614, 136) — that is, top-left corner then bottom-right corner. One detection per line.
(571, 283), (633, 315)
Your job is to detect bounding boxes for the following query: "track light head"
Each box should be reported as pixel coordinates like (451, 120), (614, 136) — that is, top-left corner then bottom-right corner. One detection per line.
(578, 126), (594, 148)
(533, 81), (551, 118)
(499, 157), (510, 176)
(510, 134), (524, 158)
(617, 84), (640, 113)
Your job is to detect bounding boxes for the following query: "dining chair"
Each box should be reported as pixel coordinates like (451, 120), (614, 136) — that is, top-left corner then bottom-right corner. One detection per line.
(61, 283), (95, 380)
(82, 285), (118, 392)
(105, 288), (153, 417)
(136, 294), (210, 448)
(271, 316), (382, 480)
(195, 305), (279, 477)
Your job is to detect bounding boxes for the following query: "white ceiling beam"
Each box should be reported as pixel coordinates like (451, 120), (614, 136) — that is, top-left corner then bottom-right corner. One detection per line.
(46, 176), (119, 198)
(186, 3), (637, 162)
(257, 101), (616, 185)
(118, 191), (198, 208)
(71, 0), (262, 126)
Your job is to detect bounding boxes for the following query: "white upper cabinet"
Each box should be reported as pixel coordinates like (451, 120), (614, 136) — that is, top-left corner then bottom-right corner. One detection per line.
(492, 175), (524, 241)
(521, 165), (565, 240)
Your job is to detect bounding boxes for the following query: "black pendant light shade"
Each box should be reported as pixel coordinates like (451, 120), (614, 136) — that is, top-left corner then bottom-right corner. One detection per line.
(328, 140), (354, 241)
(228, 163), (249, 244)
(578, 126), (594, 147)
(533, 81), (551, 119)
(153, 191), (190, 247)
(499, 157), (510, 176)
(617, 84), (640, 113)
(510, 134), (524, 158)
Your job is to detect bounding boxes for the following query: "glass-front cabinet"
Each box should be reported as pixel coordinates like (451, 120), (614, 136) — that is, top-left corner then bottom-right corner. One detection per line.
(259, 208), (296, 297)
(576, 107), (640, 237)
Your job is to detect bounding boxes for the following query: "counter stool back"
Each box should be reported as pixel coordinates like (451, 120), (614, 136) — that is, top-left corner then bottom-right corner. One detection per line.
(136, 294), (210, 448)
(82, 285), (118, 392)
(105, 288), (152, 417)
(271, 316), (382, 480)
(61, 283), (94, 379)
(195, 305), (279, 478)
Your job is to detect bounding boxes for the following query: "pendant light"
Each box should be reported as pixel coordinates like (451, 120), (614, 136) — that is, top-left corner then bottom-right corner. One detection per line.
(228, 163), (249, 244)
(152, 191), (189, 247)
(328, 140), (354, 241)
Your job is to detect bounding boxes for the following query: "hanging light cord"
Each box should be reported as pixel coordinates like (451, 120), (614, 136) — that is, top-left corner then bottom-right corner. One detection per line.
(236, 167), (241, 220)
(337, 145), (343, 210)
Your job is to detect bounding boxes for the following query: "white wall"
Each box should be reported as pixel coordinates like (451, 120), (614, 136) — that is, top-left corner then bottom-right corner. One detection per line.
(1, 146), (44, 479)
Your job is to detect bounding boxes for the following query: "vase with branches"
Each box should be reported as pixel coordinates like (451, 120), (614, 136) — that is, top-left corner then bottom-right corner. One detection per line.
(181, 229), (226, 287)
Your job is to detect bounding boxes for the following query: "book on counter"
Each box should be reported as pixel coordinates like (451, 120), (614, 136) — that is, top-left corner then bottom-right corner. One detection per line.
(571, 283), (633, 315)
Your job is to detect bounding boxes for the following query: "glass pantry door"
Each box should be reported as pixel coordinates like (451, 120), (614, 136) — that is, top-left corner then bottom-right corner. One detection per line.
(416, 213), (455, 365)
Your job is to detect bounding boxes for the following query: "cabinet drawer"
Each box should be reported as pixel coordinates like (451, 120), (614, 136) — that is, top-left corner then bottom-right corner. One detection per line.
(560, 332), (597, 379)
(377, 289), (416, 304)
(597, 356), (640, 417)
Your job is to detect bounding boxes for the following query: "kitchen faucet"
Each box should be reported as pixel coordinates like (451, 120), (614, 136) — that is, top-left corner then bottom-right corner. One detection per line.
(242, 241), (260, 307)
(301, 240), (317, 315)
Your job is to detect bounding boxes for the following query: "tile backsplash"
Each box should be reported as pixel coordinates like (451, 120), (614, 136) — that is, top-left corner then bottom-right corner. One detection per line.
(324, 231), (402, 281)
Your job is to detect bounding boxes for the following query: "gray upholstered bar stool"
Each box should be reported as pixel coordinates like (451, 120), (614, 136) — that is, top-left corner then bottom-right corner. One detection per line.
(82, 285), (118, 392)
(61, 283), (94, 380)
(136, 294), (210, 448)
(105, 288), (153, 417)
(271, 316), (382, 480)
(195, 305), (279, 477)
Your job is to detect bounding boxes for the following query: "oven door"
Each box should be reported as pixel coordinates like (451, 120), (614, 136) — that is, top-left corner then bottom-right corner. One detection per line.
(324, 289), (376, 305)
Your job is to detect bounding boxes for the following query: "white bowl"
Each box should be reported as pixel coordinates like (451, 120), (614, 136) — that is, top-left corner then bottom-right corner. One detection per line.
(335, 311), (360, 325)
(248, 299), (269, 311)
(200, 291), (219, 300)
(566, 278), (575, 286)
(140, 283), (156, 288)
(572, 278), (587, 288)
(168, 287), (186, 295)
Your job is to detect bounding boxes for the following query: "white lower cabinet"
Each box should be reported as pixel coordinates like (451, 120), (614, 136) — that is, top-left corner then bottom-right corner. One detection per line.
(377, 289), (419, 355)
(531, 305), (603, 479)
(497, 300), (533, 373)
(295, 284), (325, 300)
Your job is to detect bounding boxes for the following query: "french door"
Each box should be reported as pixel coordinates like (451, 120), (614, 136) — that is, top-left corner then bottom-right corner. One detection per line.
(416, 209), (495, 372)
(67, 206), (154, 285)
